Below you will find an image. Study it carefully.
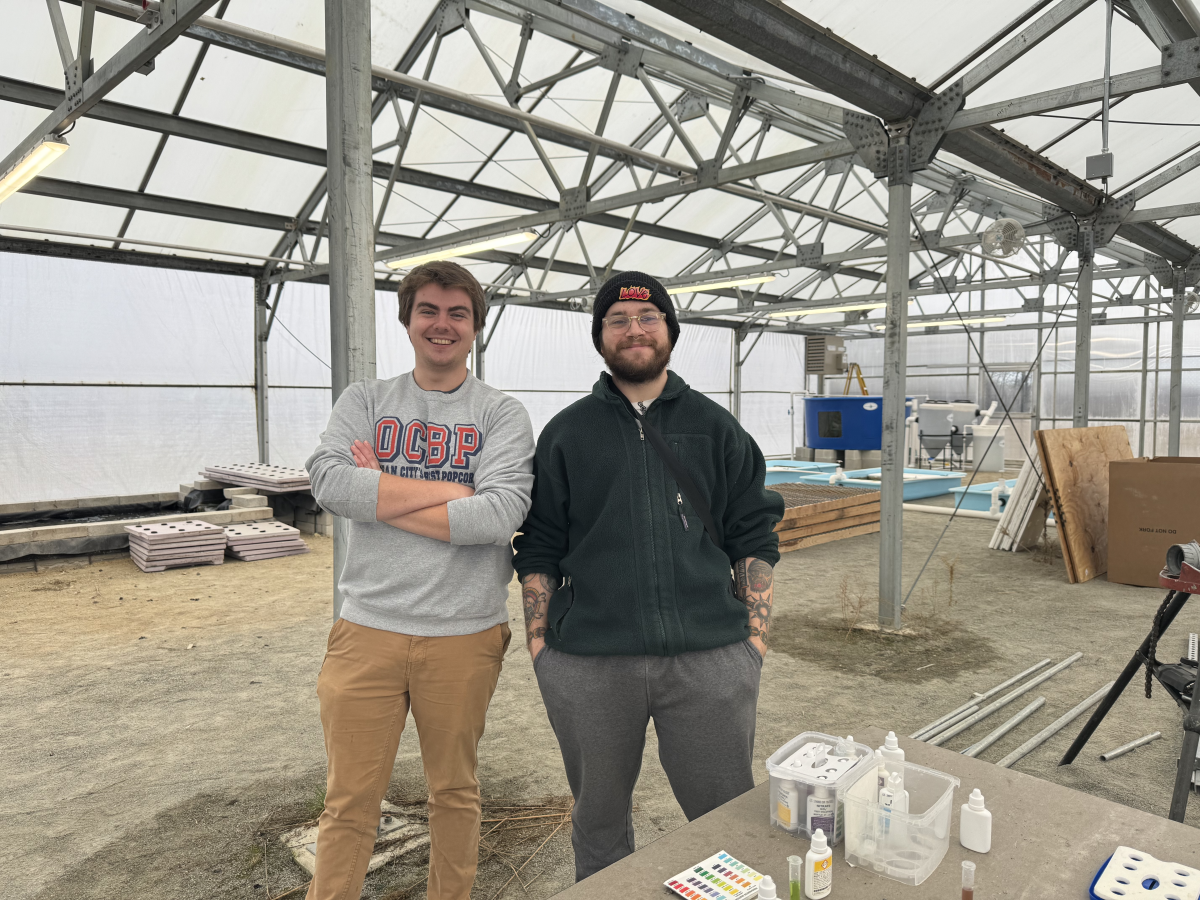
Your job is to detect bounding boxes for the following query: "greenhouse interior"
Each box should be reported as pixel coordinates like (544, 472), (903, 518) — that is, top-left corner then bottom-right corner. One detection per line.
(5, 1), (1200, 899)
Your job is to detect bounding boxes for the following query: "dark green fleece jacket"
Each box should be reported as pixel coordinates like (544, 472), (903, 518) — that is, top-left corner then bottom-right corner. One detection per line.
(513, 371), (784, 657)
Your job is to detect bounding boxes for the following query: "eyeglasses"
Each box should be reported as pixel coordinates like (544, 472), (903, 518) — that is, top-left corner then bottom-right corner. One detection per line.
(602, 312), (667, 332)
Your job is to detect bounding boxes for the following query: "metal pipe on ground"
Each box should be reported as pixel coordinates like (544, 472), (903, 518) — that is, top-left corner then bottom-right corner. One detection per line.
(928, 652), (1083, 747)
(903, 503), (1002, 521)
(1100, 731), (1162, 762)
(910, 658), (1053, 739)
(996, 682), (1115, 768)
(919, 705), (981, 743)
(961, 697), (1046, 758)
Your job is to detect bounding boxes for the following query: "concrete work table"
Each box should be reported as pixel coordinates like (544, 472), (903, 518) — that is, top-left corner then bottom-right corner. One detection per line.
(556, 725), (1200, 899)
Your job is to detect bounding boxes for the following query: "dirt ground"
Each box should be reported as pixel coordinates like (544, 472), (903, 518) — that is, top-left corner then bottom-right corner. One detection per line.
(5, 512), (1200, 900)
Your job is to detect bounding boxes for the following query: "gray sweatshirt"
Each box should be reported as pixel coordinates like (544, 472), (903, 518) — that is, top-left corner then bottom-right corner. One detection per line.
(305, 372), (535, 636)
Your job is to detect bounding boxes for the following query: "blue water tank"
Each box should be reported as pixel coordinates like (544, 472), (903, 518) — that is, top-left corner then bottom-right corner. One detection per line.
(804, 396), (913, 450)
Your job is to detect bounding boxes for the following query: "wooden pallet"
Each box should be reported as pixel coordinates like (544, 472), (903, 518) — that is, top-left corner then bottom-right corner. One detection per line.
(770, 483), (881, 553)
(1035, 425), (1132, 583)
(989, 454), (1050, 552)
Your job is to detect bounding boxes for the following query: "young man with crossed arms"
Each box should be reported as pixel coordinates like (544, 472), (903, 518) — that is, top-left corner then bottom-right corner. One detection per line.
(305, 261), (534, 900)
(513, 270), (783, 881)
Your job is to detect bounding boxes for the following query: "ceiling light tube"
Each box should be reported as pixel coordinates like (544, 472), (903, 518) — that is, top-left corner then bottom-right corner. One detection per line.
(0, 135), (69, 204)
(666, 275), (775, 295)
(384, 231), (539, 269)
(874, 315), (1009, 330)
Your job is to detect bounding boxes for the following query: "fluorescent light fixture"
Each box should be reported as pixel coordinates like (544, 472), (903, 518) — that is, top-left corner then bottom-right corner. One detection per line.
(874, 315), (1009, 330)
(666, 275), (775, 295)
(0, 135), (69, 204)
(384, 231), (539, 269)
(767, 299), (917, 318)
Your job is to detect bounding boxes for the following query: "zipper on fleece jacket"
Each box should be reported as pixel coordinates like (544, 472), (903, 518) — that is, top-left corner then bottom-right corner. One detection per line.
(631, 403), (666, 653)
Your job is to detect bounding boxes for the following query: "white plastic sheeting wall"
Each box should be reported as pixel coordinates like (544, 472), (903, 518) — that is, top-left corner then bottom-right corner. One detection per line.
(1, 255), (806, 503)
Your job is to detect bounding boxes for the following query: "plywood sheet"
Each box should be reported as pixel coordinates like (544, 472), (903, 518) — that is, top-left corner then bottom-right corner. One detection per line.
(1036, 426), (1132, 583)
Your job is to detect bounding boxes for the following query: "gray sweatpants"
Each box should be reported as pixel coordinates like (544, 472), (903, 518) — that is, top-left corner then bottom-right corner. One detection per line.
(533, 639), (762, 881)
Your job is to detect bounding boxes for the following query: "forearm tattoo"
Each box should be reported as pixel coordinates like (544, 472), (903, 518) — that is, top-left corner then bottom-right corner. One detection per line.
(735, 557), (774, 648)
(521, 573), (556, 647)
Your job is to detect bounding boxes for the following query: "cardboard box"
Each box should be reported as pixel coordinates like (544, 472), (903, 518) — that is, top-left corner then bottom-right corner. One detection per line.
(1108, 457), (1200, 587)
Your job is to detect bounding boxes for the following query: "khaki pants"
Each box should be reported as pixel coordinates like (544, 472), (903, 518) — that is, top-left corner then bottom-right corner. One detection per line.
(307, 618), (511, 900)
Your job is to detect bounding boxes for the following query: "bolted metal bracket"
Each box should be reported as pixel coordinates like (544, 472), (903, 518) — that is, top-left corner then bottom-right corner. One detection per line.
(1023, 293), (1044, 312)
(1161, 37), (1200, 87)
(673, 91), (709, 123)
(1043, 205), (1079, 251)
(843, 111), (889, 178)
(599, 40), (643, 78)
(437, 0), (467, 36)
(1185, 253), (1200, 288)
(844, 310), (868, 325)
(1092, 310), (1108, 326)
(1146, 253), (1175, 290)
(909, 79), (964, 170)
(795, 241), (824, 268)
(886, 139), (912, 187)
(559, 186), (588, 220)
(1093, 193), (1136, 247)
(696, 159), (720, 188)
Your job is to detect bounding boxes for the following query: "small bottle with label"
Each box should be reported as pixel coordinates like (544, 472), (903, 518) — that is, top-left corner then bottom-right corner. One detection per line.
(807, 785), (835, 837)
(777, 779), (802, 833)
(759, 876), (777, 900)
(959, 788), (992, 853)
(805, 828), (833, 899)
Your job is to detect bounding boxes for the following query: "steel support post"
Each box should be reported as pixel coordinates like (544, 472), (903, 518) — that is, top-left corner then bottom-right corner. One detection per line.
(1169, 289), (1185, 455)
(732, 329), (744, 421)
(1139, 319), (1150, 455)
(474, 331), (486, 382)
(880, 177), (911, 631)
(326, 0), (376, 620)
(254, 279), (270, 464)
(1073, 250), (1094, 427)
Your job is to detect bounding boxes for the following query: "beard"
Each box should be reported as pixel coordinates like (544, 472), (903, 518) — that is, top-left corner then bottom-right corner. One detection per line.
(602, 335), (672, 384)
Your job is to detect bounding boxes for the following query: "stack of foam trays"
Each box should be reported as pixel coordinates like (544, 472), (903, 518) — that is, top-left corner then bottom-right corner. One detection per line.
(203, 463), (311, 493)
(125, 520), (227, 572)
(225, 522), (310, 561)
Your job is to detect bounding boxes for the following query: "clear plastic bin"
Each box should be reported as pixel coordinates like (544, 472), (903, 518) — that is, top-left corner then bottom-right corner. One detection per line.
(765, 732), (874, 846)
(842, 759), (960, 886)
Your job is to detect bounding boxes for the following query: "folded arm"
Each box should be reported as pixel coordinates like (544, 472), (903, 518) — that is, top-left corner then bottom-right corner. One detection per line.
(350, 440), (466, 542)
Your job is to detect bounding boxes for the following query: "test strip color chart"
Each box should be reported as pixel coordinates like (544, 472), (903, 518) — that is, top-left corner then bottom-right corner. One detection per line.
(664, 851), (764, 900)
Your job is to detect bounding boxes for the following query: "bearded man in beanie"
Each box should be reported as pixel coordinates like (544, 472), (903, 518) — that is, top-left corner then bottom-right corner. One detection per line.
(513, 271), (784, 880)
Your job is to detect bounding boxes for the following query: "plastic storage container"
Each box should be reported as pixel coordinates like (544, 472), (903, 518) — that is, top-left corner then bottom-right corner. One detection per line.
(766, 732), (874, 846)
(842, 759), (960, 886)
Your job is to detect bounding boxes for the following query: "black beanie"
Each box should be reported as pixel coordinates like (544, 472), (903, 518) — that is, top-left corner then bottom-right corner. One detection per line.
(591, 270), (680, 352)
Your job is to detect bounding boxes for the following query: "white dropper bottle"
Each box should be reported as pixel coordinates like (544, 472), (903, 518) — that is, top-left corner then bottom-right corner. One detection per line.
(804, 828), (833, 899)
(879, 730), (905, 773)
(960, 788), (992, 852)
(758, 875), (777, 900)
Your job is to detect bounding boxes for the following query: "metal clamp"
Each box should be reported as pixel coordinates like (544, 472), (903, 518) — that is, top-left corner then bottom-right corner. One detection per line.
(559, 185), (588, 220)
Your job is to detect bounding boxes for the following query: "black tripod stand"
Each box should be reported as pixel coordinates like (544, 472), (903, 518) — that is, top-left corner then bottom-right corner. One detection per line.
(1059, 559), (1200, 822)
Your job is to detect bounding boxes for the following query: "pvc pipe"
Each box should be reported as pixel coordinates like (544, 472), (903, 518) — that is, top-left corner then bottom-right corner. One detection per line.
(909, 659), (1052, 739)
(903, 503), (1001, 521)
(961, 697), (1046, 758)
(919, 705), (981, 743)
(928, 652), (1083, 747)
(1100, 731), (1162, 762)
(996, 682), (1115, 768)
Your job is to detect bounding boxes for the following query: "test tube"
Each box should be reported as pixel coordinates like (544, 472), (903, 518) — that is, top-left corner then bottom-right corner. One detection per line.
(788, 854), (802, 900)
(962, 860), (976, 900)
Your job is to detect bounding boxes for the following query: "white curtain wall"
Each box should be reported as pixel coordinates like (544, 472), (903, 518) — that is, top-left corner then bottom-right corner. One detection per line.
(0, 255), (806, 503)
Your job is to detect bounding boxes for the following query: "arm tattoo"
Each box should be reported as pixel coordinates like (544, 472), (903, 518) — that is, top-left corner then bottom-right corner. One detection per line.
(736, 557), (774, 648)
(521, 573), (556, 648)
